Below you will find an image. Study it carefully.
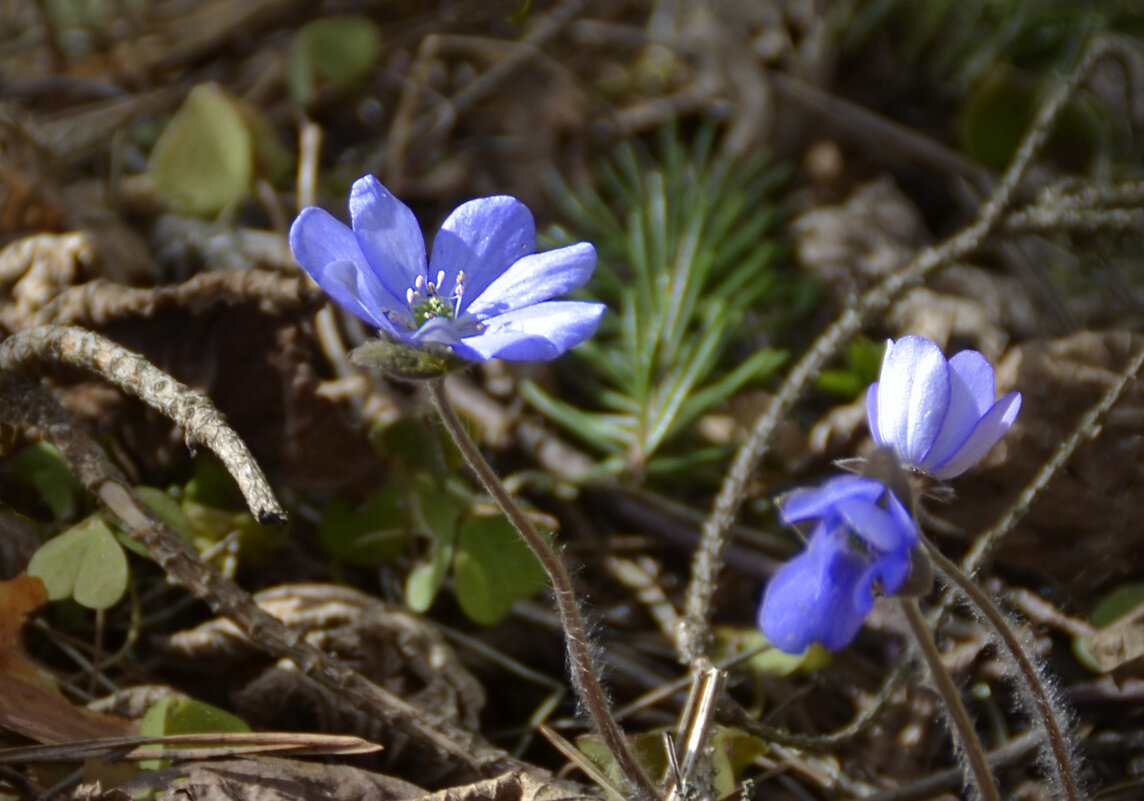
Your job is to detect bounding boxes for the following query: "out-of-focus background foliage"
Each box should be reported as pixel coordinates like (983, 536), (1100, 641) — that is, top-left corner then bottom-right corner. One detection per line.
(2, 1), (1144, 799)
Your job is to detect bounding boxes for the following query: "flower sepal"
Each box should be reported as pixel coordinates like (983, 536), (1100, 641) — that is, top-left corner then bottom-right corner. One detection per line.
(349, 336), (468, 381)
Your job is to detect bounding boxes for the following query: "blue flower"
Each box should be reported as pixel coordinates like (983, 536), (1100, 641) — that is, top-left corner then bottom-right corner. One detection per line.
(867, 336), (1022, 480)
(289, 175), (606, 363)
(759, 475), (918, 653)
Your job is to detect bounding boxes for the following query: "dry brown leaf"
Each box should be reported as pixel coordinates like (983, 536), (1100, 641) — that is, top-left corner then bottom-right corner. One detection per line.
(413, 770), (598, 801)
(0, 575), (134, 743)
(165, 583), (485, 773)
(70, 756), (426, 801)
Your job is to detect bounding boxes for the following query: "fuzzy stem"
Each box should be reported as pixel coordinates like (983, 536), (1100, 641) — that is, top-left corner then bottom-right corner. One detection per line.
(428, 381), (662, 801)
(900, 598), (1002, 801)
(926, 544), (1082, 801)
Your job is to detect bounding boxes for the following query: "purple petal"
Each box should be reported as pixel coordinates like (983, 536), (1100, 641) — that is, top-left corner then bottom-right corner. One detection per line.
(921, 359), (990, 471)
(307, 260), (394, 333)
(885, 489), (919, 548)
(834, 498), (909, 552)
(429, 196), (535, 312)
(776, 475), (884, 526)
(290, 206), (368, 281)
(866, 382), (882, 444)
(876, 336), (951, 464)
(759, 531), (869, 653)
(931, 392), (1022, 480)
(464, 242), (597, 320)
(857, 545), (911, 600)
(349, 176), (427, 304)
(461, 300), (605, 361)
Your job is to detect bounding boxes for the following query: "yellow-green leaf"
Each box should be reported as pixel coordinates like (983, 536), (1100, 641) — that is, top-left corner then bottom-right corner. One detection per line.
(148, 83), (253, 217)
(28, 517), (128, 610)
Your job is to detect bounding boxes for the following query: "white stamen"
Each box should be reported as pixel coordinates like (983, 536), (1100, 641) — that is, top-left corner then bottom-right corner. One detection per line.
(435, 270), (446, 291)
(415, 275), (427, 293)
(453, 271), (465, 315)
(406, 288), (415, 306)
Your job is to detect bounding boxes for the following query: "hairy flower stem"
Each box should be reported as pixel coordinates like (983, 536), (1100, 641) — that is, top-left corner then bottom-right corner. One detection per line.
(926, 545), (1082, 801)
(428, 381), (662, 801)
(900, 598), (1002, 801)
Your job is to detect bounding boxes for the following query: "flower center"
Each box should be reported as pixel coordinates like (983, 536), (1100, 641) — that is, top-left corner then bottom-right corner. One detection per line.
(406, 270), (465, 328)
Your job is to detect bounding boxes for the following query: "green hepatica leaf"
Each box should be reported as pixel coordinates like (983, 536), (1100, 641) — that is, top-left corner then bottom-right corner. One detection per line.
(28, 517), (128, 610)
(405, 476), (465, 613)
(139, 695), (250, 770)
(288, 15), (383, 107)
(319, 487), (407, 567)
(454, 515), (549, 625)
(148, 82), (253, 217)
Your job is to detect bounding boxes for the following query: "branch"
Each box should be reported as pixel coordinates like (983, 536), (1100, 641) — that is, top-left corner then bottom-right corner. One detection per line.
(0, 325), (284, 524)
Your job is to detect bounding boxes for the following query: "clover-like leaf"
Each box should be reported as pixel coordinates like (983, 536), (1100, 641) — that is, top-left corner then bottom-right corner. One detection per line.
(27, 518), (128, 610)
(454, 515), (548, 625)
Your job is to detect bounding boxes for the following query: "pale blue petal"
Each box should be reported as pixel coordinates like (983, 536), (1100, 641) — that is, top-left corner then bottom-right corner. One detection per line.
(922, 360), (989, 471)
(349, 175), (427, 303)
(429, 196), (535, 311)
(931, 392), (1022, 480)
(461, 301), (604, 361)
(465, 242), (596, 320)
(876, 336), (951, 464)
(949, 350), (995, 412)
(866, 382), (882, 444)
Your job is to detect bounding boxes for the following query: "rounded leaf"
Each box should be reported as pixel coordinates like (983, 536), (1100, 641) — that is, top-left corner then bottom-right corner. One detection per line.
(28, 518), (128, 610)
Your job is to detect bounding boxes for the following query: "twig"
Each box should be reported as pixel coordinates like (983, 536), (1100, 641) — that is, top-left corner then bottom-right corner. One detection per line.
(10, 271), (322, 330)
(900, 597), (1002, 801)
(719, 658), (912, 750)
(428, 380), (663, 801)
(677, 34), (1129, 667)
(0, 377), (527, 779)
(0, 326), (284, 524)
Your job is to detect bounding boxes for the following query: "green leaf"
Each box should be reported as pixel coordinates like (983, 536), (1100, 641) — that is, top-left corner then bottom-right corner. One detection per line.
(713, 627), (831, 677)
(28, 517), (128, 610)
(1089, 582), (1144, 627)
(577, 731), (669, 801)
(405, 537), (454, 613)
(709, 727), (769, 797)
(184, 456), (245, 509)
(319, 488), (407, 567)
(135, 486), (197, 547)
(148, 83), (253, 217)
(139, 695), (250, 769)
(288, 16), (383, 107)
(453, 515), (549, 625)
(9, 442), (84, 520)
